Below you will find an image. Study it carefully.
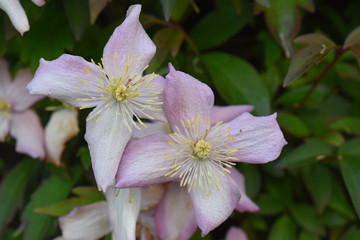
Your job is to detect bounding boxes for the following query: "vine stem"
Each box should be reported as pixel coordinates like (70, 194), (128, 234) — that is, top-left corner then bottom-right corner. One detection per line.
(298, 47), (347, 108)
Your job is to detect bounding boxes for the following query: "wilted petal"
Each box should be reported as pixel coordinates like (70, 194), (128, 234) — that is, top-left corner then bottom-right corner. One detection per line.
(85, 102), (132, 191)
(230, 169), (259, 213)
(226, 227), (248, 240)
(60, 201), (111, 240)
(116, 133), (174, 188)
(45, 108), (79, 165)
(0, 59), (11, 95)
(210, 105), (254, 125)
(155, 183), (197, 240)
(102, 4), (155, 79)
(226, 112), (287, 164)
(7, 68), (43, 112)
(31, 0), (45, 6)
(0, 115), (10, 141)
(10, 110), (44, 159)
(189, 174), (241, 236)
(164, 64), (214, 132)
(27, 54), (104, 108)
(0, 0), (29, 35)
(105, 187), (141, 240)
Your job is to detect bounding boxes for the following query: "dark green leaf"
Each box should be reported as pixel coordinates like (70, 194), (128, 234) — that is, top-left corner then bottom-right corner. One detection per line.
(299, 231), (320, 240)
(278, 112), (311, 137)
(291, 204), (325, 236)
(237, 164), (261, 198)
(268, 215), (296, 240)
(77, 146), (91, 169)
(343, 227), (360, 240)
(328, 180), (356, 220)
(202, 52), (270, 115)
(64, 0), (89, 41)
(278, 139), (332, 168)
(0, 159), (37, 234)
(160, 0), (176, 21)
(331, 117), (360, 135)
(88, 0), (109, 24)
(321, 209), (348, 227)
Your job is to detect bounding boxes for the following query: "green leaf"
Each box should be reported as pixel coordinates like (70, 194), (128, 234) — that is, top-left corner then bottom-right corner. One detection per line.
(64, 0), (89, 41)
(190, 0), (252, 51)
(283, 33), (337, 86)
(237, 164), (261, 198)
(321, 209), (348, 227)
(331, 117), (360, 135)
(343, 227), (360, 240)
(299, 231), (320, 240)
(328, 180), (356, 220)
(278, 139), (332, 168)
(34, 187), (104, 217)
(202, 52), (270, 115)
(339, 138), (360, 157)
(88, 0), (109, 24)
(22, 175), (73, 240)
(191, 229), (212, 240)
(344, 26), (360, 65)
(268, 215), (296, 240)
(303, 163), (333, 212)
(160, 0), (176, 21)
(291, 204), (325, 236)
(257, 194), (286, 215)
(277, 112), (310, 137)
(0, 159), (37, 234)
(77, 146), (91, 169)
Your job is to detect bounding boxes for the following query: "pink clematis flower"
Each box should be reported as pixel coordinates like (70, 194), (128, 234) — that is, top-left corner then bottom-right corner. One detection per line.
(27, 4), (165, 191)
(116, 64), (287, 236)
(0, 59), (44, 158)
(0, 0), (45, 35)
(226, 227), (248, 240)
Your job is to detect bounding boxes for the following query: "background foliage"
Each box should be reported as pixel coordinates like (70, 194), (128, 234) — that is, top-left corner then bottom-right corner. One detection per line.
(1, 0), (360, 239)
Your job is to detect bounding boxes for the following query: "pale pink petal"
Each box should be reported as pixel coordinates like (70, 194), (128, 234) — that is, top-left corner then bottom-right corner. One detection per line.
(102, 4), (155, 79)
(155, 183), (197, 240)
(189, 174), (241, 236)
(210, 105), (254, 125)
(59, 201), (111, 240)
(115, 133), (174, 188)
(0, 115), (10, 141)
(230, 169), (259, 212)
(85, 102), (132, 191)
(0, 0), (29, 35)
(226, 227), (248, 240)
(141, 184), (165, 210)
(105, 187), (141, 240)
(10, 110), (45, 159)
(164, 64), (214, 131)
(138, 213), (157, 240)
(7, 68), (43, 111)
(133, 122), (171, 138)
(226, 112), (287, 164)
(45, 108), (79, 165)
(133, 75), (167, 122)
(31, 0), (45, 7)
(27, 54), (104, 108)
(0, 59), (11, 95)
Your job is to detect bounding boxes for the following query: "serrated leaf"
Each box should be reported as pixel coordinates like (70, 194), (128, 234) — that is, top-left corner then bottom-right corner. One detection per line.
(22, 175), (73, 240)
(278, 112), (310, 137)
(291, 204), (325, 236)
(0, 159), (37, 234)
(202, 52), (270, 115)
(268, 215), (296, 240)
(344, 26), (360, 64)
(161, 0), (176, 21)
(34, 187), (104, 217)
(278, 139), (332, 168)
(190, 1), (252, 51)
(283, 33), (337, 86)
(89, 0), (110, 24)
(64, 0), (89, 41)
(331, 117), (360, 135)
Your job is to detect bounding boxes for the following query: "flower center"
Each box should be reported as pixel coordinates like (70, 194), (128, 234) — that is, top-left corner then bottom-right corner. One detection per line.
(193, 139), (211, 159)
(0, 99), (11, 112)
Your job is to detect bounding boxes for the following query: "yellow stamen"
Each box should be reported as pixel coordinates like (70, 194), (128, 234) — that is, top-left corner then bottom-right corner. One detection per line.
(193, 139), (211, 159)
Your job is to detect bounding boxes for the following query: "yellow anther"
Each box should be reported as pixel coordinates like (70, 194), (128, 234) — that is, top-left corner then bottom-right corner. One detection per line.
(193, 139), (211, 160)
(0, 99), (11, 112)
(115, 84), (131, 102)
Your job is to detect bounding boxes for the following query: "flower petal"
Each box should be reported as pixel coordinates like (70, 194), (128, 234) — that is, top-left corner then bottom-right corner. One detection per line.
(189, 174), (241, 236)
(138, 213), (157, 240)
(226, 227), (248, 240)
(45, 108), (79, 165)
(59, 201), (111, 240)
(230, 168), (259, 212)
(115, 133), (174, 188)
(27, 54), (104, 108)
(141, 184), (165, 210)
(164, 64), (214, 131)
(155, 183), (197, 240)
(7, 68), (43, 111)
(133, 121), (171, 138)
(31, 0), (45, 7)
(105, 187), (141, 240)
(210, 105), (254, 125)
(0, 59), (11, 96)
(226, 112), (287, 164)
(10, 110), (45, 159)
(0, 115), (10, 141)
(0, 0), (29, 35)
(102, 4), (155, 79)
(85, 102), (132, 191)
